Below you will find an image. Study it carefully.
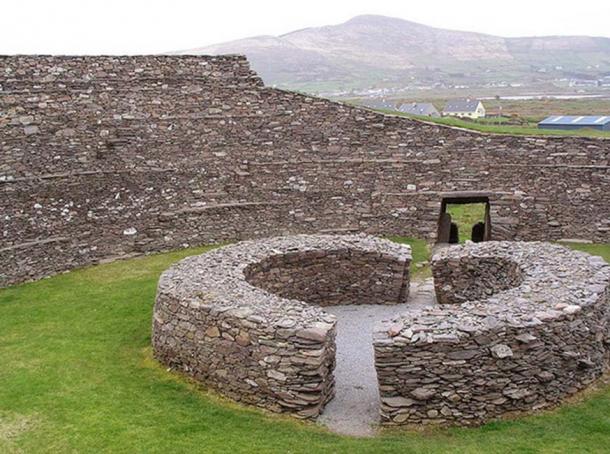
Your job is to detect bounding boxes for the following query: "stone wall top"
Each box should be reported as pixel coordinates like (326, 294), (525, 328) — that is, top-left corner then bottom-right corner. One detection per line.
(380, 242), (610, 341)
(157, 234), (411, 328)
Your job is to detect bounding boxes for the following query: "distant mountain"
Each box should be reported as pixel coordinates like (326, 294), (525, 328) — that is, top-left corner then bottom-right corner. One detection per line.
(175, 15), (610, 94)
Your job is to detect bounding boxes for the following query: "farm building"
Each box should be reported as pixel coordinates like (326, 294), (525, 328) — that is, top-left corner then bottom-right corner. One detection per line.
(398, 102), (440, 117)
(443, 98), (486, 119)
(538, 115), (610, 131)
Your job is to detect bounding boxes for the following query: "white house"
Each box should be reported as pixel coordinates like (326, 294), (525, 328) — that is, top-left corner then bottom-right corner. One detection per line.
(443, 99), (486, 119)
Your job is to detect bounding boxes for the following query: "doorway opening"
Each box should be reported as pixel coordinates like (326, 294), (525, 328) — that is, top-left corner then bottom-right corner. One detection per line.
(437, 196), (491, 244)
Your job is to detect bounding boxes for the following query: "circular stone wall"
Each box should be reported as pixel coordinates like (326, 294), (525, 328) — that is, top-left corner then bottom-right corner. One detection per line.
(374, 241), (610, 426)
(152, 234), (412, 419)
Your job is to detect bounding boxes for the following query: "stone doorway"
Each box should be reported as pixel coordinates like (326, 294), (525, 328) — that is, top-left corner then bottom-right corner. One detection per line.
(436, 195), (491, 243)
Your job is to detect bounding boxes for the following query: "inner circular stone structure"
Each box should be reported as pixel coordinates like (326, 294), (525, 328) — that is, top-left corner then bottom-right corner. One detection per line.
(152, 234), (412, 419)
(375, 241), (610, 426)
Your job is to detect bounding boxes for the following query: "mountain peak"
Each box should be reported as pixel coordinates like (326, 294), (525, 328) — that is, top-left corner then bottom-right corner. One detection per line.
(344, 14), (420, 26)
(175, 14), (610, 94)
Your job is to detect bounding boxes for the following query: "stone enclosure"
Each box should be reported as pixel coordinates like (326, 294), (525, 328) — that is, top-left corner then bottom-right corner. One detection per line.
(154, 235), (610, 426)
(152, 234), (411, 418)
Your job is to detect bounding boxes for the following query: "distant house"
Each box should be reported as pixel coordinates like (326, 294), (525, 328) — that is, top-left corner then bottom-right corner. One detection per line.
(538, 115), (610, 131)
(569, 78), (599, 88)
(398, 102), (440, 117)
(443, 99), (486, 119)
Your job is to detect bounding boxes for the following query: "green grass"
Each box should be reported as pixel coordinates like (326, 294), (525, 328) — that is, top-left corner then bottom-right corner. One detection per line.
(557, 242), (610, 263)
(387, 237), (430, 278)
(446, 204), (487, 244)
(1, 240), (610, 453)
(462, 98), (610, 123)
(376, 109), (610, 138)
(347, 96), (610, 124)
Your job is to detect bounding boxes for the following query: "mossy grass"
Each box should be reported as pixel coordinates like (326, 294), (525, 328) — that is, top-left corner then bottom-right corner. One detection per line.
(446, 203), (487, 244)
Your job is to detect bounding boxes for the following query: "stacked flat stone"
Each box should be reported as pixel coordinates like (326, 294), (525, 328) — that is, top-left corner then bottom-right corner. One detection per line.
(2, 55), (609, 289)
(153, 234), (411, 418)
(374, 241), (610, 426)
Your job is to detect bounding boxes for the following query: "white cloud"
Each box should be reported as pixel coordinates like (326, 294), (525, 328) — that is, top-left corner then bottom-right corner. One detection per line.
(2, 0), (609, 54)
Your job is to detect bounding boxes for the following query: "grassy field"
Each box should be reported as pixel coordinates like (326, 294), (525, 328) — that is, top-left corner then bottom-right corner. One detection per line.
(387, 236), (430, 277)
(354, 96), (610, 137)
(446, 203), (487, 243)
(454, 98), (610, 122)
(377, 109), (610, 138)
(352, 97), (610, 123)
(1, 239), (610, 453)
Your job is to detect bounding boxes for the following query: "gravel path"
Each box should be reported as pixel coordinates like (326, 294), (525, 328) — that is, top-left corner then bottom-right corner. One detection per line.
(318, 279), (437, 436)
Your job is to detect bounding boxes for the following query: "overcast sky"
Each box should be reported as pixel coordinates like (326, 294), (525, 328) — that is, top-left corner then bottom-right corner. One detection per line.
(3, 0), (610, 54)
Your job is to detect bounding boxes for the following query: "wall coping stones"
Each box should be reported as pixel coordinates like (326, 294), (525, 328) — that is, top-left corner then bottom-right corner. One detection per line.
(156, 234), (411, 328)
(427, 242), (609, 330)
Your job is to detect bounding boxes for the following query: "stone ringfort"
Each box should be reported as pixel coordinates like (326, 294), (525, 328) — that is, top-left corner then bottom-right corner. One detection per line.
(1, 55), (609, 288)
(1, 54), (609, 429)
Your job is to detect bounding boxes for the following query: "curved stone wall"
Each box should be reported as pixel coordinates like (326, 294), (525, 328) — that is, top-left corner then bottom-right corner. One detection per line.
(1, 55), (609, 288)
(152, 234), (411, 418)
(374, 242), (610, 426)
(244, 249), (410, 306)
(433, 255), (524, 304)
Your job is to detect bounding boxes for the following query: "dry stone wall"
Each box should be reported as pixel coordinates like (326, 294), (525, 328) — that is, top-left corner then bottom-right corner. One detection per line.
(1, 55), (609, 287)
(152, 234), (411, 418)
(433, 255), (524, 305)
(245, 249), (410, 306)
(374, 242), (610, 426)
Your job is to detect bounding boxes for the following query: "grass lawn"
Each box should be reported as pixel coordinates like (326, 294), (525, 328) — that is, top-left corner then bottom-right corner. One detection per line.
(387, 236), (431, 278)
(376, 109), (610, 138)
(557, 242), (610, 263)
(446, 203), (487, 244)
(1, 239), (610, 453)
